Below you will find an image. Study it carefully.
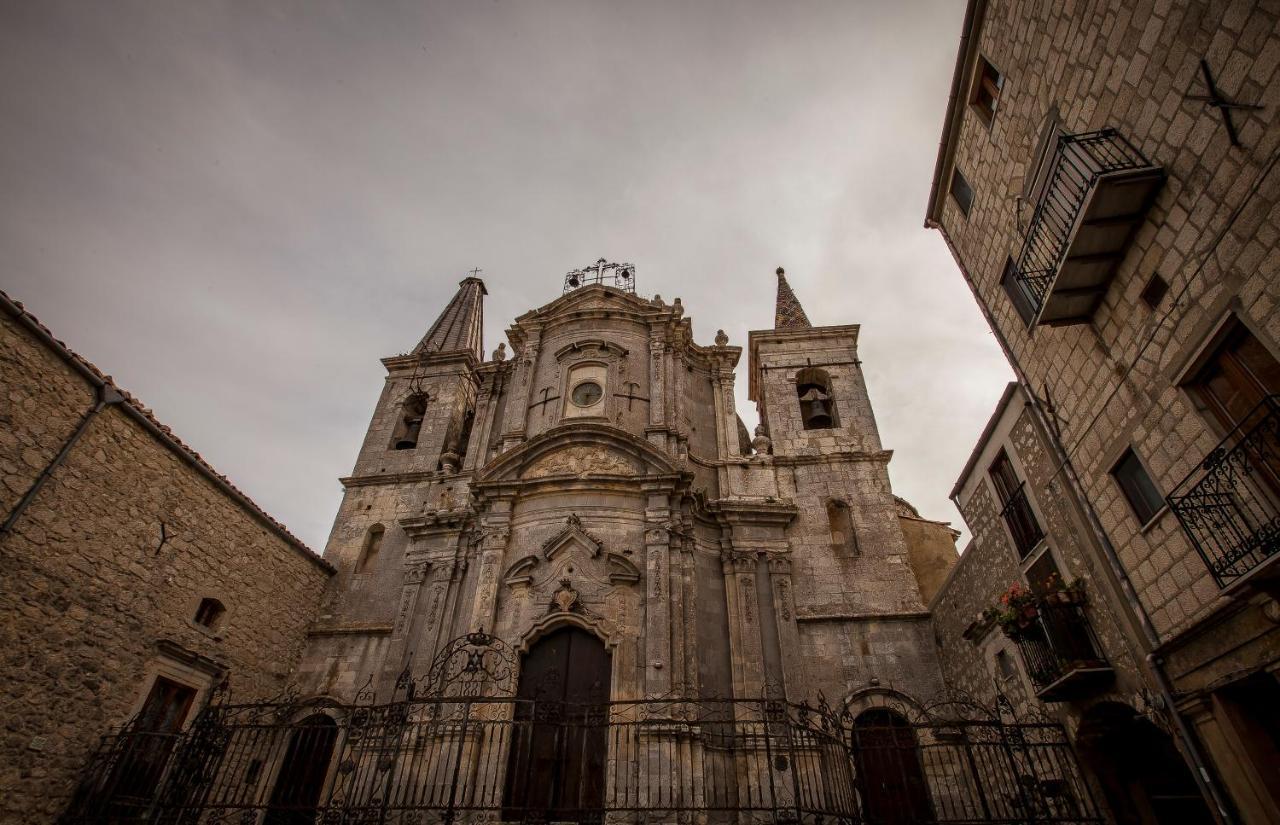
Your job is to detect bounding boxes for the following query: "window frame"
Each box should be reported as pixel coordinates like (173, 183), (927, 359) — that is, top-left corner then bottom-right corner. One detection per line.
(1111, 448), (1166, 528)
(969, 55), (1004, 126)
(1001, 257), (1039, 327)
(950, 167), (975, 217)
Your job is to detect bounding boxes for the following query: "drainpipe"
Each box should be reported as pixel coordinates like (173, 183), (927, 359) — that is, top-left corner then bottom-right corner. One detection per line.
(929, 228), (1236, 824)
(1, 382), (124, 537)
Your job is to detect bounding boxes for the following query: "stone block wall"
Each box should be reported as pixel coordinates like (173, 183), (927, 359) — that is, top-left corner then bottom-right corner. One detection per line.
(934, 0), (1280, 641)
(0, 300), (331, 822)
(934, 396), (1147, 722)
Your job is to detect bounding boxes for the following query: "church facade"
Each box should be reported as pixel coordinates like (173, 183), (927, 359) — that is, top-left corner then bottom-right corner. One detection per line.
(296, 268), (956, 712)
(47, 269), (1113, 823)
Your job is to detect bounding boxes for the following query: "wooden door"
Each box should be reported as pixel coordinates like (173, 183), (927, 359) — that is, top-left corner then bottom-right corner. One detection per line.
(1191, 325), (1280, 432)
(1189, 324), (1280, 500)
(108, 677), (198, 813)
(852, 710), (933, 825)
(504, 627), (611, 822)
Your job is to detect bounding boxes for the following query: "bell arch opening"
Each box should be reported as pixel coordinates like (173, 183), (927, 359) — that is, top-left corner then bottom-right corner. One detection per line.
(796, 367), (838, 430)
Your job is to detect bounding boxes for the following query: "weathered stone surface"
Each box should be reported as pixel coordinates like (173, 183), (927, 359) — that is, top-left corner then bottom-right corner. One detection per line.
(0, 300), (331, 822)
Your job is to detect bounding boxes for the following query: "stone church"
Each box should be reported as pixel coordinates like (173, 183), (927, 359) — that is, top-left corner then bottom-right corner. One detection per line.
(295, 266), (957, 711)
(26, 268), (1111, 824)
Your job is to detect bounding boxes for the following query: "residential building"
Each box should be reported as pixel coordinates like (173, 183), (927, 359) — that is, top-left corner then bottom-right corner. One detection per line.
(927, 1), (1280, 821)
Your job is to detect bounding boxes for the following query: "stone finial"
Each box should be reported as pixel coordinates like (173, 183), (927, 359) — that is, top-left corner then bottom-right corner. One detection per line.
(715, 329), (729, 347)
(774, 267), (812, 330)
(672, 297), (684, 319)
(751, 424), (773, 457)
(492, 342), (507, 362)
(653, 294), (664, 306)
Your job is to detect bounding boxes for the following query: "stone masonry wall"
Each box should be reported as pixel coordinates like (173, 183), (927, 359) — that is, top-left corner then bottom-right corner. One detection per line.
(934, 400), (1147, 724)
(936, 0), (1280, 641)
(0, 309), (331, 823)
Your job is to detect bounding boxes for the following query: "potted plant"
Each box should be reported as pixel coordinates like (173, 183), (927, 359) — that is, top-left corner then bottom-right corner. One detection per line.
(990, 582), (1040, 638)
(1039, 573), (1087, 606)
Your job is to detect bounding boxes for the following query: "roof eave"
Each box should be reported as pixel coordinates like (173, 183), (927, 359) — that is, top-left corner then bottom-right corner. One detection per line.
(925, 0), (987, 228)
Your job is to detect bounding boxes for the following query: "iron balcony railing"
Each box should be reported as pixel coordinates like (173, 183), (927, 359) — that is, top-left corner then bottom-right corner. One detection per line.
(1014, 129), (1156, 312)
(1013, 601), (1111, 699)
(1000, 482), (1045, 558)
(1167, 395), (1280, 588)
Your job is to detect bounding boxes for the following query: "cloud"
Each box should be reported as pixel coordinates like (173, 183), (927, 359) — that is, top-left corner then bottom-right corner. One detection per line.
(1, 0), (1011, 548)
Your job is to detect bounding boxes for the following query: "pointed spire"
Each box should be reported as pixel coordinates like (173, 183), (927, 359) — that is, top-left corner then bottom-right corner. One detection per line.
(774, 267), (811, 330)
(413, 276), (486, 360)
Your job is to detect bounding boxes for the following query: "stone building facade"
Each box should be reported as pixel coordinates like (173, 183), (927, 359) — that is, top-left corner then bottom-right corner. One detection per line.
(296, 270), (956, 712)
(927, 1), (1280, 822)
(0, 291), (334, 822)
(932, 383), (1214, 824)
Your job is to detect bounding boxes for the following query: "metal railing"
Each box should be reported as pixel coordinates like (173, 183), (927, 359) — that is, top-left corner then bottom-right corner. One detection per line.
(1013, 602), (1110, 694)
(1168, 395), (1280, 588)
(1000, 482), (1045, 559)
(61, 696), (1102, 824)
(1014, 129), (1155, 311)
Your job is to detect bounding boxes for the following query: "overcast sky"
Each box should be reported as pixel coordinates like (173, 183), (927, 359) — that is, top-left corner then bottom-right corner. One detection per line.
(1, 0), (1012, 551)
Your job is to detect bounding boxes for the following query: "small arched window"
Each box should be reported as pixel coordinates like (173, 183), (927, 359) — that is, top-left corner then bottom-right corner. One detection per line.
(826, 499), (859, 557)
(356, 524), (384, 573)
(796, 368), (837, 430)
(390, 394), (429, 450)
(194, 597), (226, 631)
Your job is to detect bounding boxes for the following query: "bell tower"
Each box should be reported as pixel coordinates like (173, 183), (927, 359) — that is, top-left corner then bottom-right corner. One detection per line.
(748, 268), (883, 458)
(351, 277), (485, 478)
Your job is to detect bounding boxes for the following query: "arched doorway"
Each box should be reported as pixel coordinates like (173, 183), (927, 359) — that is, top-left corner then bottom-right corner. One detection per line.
(265, 713), (339, 824)
(503, 626), (611, 822)
(1075, 702), (1212, 825)
(851, 708), (933, 825)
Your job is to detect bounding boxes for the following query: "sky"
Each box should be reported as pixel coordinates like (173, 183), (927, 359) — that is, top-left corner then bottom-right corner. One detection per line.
(1, 0), (1012, 551)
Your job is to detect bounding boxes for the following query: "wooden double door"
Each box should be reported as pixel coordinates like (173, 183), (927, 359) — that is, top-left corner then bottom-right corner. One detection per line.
(503, 627), (612, 822)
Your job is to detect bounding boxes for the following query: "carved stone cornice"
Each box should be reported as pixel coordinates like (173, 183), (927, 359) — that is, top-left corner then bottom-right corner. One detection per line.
(399, 507), (473, 538)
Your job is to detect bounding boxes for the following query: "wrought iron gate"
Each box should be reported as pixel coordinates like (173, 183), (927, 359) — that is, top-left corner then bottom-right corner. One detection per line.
(61, 634), (1102, 824)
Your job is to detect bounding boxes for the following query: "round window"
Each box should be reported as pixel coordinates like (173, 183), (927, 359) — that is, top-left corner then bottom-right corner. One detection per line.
(571, 381), (604, 407)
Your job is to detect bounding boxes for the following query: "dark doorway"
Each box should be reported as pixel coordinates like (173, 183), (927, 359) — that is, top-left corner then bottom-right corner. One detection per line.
(1076, 702), (1213, 825)
(503, 626), (611, 822)
(106, 677), (198, 814)
(851, 708), (933, 825)
(264, 714), (339, 824)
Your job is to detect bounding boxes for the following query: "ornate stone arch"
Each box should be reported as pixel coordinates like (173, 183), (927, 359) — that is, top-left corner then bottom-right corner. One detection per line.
(517, 612), (621, 653)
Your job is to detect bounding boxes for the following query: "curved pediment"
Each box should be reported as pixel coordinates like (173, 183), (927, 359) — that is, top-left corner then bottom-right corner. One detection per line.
(475, 422), (684, 485)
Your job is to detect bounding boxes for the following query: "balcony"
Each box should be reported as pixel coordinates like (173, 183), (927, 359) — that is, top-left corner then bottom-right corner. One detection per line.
(1014, 129), (1164, 326)
(999, 481), (1044, 558)
(1012, 600), (1114, 702)
(1168, 395), (1280, 591)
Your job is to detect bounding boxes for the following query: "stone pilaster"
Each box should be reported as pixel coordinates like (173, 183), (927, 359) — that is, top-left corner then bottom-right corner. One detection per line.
(721, 547), (767, 697)
(501, 328), (542, 451)
(767, 553), (804, 702)
(643, 492), (674, 696)
(468, 518), (511, 633)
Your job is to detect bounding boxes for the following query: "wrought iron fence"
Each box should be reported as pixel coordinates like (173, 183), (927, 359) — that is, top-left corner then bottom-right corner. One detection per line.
(999, 482), (1044, 559)
(1014, 129), (1155, 311)
(1011, 602), (1109, 693)
(61, 698), (1101, 825)
(1168, 394), (1280, 587)
(60, 632), (1101, 824)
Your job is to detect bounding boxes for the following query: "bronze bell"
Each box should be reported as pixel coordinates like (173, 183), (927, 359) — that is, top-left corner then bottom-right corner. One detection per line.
(568, 273), (580, 287)
(396, 414), (424, 450)
(799, 388), (833, 429)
